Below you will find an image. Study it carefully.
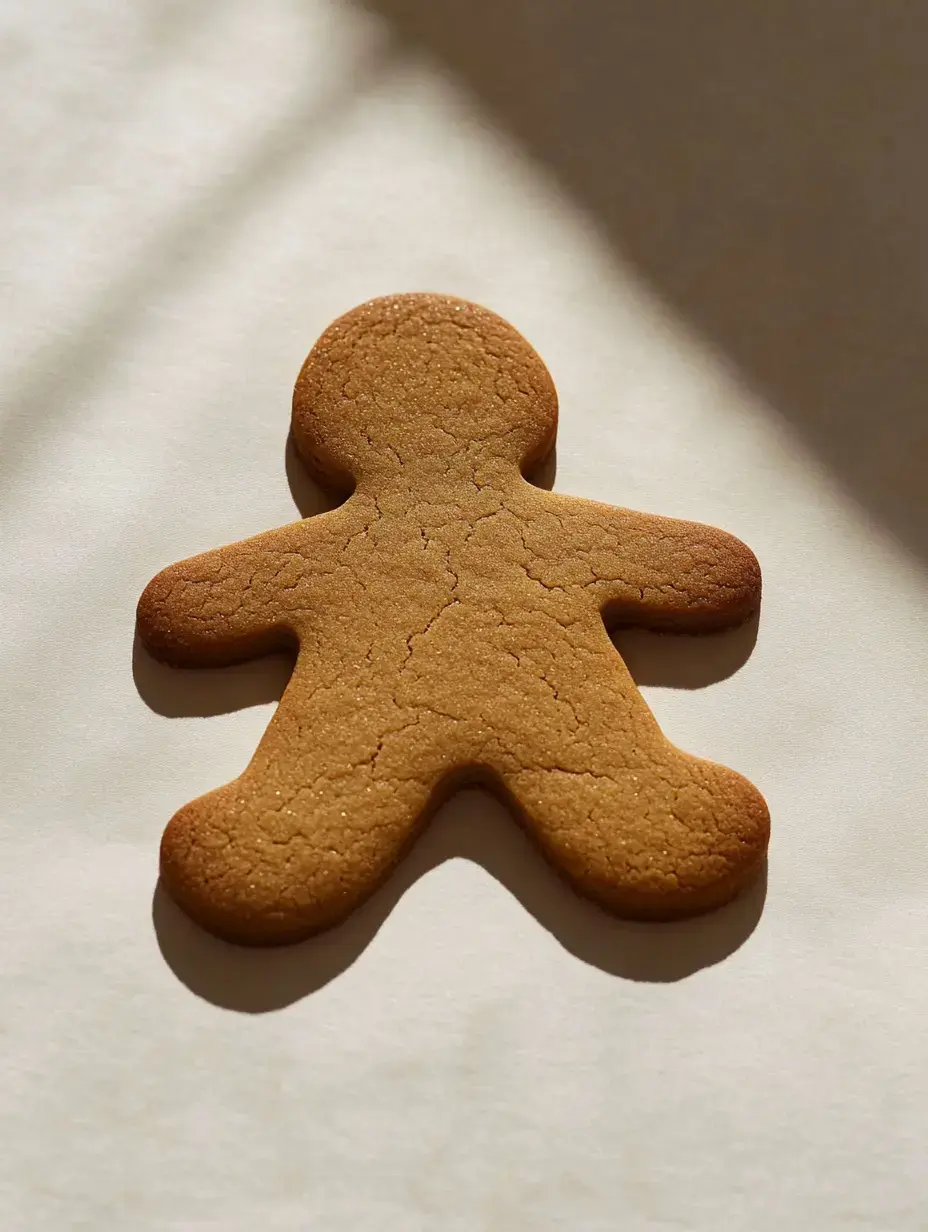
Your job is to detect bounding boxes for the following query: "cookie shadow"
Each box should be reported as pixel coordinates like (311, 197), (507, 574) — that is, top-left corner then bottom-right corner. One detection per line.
(285, 429), (343, 519)
(153, 787), (766, 1012)
(524, 442), (557, 491)
(612, 609), (759, 690)
(132, 633), (295, 718)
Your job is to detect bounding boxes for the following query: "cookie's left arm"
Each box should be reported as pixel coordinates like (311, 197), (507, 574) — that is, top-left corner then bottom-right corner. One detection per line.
(137, 533), (299, 667)
(582, 506), (762, 633)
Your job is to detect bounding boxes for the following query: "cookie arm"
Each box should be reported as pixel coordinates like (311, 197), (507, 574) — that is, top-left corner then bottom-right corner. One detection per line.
(137, 535), (298, 667)
(585, 508), (761, 633)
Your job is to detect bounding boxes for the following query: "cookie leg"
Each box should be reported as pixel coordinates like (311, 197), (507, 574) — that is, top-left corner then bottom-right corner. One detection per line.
(159, 764), (434, 945)
(501, 752), (769, 920)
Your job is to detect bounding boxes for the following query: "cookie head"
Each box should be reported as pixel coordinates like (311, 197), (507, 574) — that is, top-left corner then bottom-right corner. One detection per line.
(292, 293), (558, 490)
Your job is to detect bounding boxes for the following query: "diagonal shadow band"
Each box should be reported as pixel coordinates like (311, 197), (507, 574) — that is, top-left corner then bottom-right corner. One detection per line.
(0, 35), (393, 505)
(153, 787), (767, 1012)
(364, 0), (928, 565)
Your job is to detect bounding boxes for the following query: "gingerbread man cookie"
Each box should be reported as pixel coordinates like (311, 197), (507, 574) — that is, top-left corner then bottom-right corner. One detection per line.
(138, 293), (769, 945)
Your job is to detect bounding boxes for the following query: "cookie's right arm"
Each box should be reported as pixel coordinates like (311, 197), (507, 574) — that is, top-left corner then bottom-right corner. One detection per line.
(137, 539), (297, 668)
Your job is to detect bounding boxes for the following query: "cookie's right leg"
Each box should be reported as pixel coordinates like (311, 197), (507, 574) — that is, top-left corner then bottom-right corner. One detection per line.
(500, 752), (769, 920)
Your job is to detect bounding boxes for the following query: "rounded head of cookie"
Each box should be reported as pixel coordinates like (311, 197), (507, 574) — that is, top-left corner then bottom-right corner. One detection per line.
(292, 293), (558, 491)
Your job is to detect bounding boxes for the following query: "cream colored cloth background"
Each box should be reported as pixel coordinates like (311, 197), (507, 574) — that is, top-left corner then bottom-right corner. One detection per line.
(2, 2), (927, 1228)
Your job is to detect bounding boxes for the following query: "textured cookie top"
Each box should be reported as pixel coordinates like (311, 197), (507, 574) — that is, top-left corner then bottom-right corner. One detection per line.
(138, 293), (768, 945)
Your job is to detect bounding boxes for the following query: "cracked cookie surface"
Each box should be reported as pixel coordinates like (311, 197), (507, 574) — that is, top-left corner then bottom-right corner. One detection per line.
(138, 292), (769, 945)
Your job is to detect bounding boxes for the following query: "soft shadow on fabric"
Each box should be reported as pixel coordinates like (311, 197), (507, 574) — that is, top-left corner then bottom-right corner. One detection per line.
(133, 634), (295, 717)
(285, 430), (344, 518)
(365, 0), (928, 565)
(153, 787), (766, 1013)
(612, 611), (758, 690)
